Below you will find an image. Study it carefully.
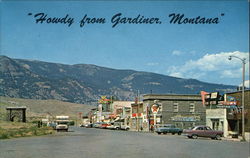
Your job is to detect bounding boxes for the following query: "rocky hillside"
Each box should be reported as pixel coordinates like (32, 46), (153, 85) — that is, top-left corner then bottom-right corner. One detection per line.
(0, 56), (235, 104)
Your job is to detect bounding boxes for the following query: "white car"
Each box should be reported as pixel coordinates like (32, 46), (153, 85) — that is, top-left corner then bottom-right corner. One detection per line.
(56, 124), (68, 132)
(120, 125), (130, 131)
(107, 122), (120, 130)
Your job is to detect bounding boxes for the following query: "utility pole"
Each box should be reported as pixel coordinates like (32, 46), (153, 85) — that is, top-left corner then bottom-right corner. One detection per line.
(229, 55), (246, 141)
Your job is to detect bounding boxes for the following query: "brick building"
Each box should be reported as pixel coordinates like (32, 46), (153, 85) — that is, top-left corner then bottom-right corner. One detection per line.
(143, 94), (206, 130)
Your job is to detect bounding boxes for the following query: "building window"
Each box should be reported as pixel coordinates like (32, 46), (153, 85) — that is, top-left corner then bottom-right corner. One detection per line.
(189, 103), (195, 113)
(173, 103), (178, 112)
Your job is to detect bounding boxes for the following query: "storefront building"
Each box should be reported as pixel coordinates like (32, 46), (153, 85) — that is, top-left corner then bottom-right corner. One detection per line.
(225, 90), (249, 140)
(143, 94), (206, 130)
(130, 102), (149, 132)
(109, 101), (132, 126)
(204, 90), (249, 140)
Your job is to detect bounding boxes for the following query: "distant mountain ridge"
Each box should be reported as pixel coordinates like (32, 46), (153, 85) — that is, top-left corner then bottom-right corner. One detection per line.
(0, 55), (236, 104)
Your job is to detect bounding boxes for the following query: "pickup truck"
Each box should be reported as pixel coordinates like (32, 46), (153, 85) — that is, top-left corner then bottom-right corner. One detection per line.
(55, 116), (69, 132)
(155, 124), (183, 135)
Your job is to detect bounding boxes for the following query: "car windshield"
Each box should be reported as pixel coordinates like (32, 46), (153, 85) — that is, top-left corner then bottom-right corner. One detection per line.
(160, 124), (172, 127)
(191, 127), (196, 130)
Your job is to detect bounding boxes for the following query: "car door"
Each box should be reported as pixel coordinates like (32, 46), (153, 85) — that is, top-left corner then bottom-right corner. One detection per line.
(171, 125), (177, 133)
(204, 126), (214, 137)
(196, 126), (205, 137)
(203, 126), (211, 137)
(168, 125), (174, 133)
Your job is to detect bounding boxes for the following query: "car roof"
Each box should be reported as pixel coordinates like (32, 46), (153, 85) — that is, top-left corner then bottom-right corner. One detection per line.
(194, 125), (208, 128)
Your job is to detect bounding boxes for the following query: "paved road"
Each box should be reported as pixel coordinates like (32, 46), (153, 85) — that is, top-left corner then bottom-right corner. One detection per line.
(0, 127), (249, 158)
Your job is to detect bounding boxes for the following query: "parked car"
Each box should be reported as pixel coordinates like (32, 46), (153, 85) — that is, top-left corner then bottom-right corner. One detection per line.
(85, 123), (93, 128)
(100, 123), (109, 129)
(155, 124), (183, 135)
(120, 124), (130, 131)
(106, 122), (120, 130)
(183, 125), (223, 140)
(93, 122), (102, 128)
(47, 122), (57, 130)
(79, 124), (85, 127)
(106, 124), (115, 130)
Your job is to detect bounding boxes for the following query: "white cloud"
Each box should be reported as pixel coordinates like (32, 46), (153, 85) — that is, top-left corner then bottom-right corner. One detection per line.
(172, 50), (182, 56)
(167, 51), (249, 82)
(239, 80), (250, 88)
(172, 50), (197, 56)
(220, 69), (242, 78)
(169, 72), (183, 78)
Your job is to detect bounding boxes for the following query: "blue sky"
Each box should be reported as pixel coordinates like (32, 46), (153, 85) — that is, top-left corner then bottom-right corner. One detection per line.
(0, 0), (249, 87)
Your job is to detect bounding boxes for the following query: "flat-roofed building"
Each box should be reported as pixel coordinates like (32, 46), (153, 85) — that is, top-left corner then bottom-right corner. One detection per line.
(143, 94), (206, 131)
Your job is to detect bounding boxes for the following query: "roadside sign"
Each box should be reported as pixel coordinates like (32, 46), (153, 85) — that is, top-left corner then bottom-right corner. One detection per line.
(151, 104), (159, 114)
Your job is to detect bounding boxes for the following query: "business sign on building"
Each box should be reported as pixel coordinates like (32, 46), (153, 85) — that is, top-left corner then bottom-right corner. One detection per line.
(171, 115), (200, 122)
(203, 92), (222, 106)
(151, 104), (159, 114)
(211, 92), (218, 99)
(132, 113), (142, 117)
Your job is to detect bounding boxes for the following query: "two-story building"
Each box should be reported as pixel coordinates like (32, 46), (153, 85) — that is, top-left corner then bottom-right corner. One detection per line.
(143, 94), (206, 130)
(130, 101), (149, 131)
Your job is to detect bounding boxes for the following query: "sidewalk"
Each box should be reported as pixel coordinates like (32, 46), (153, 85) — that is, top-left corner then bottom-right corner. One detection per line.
(222, 136), (247, 142)
(222, 137), (241, 142)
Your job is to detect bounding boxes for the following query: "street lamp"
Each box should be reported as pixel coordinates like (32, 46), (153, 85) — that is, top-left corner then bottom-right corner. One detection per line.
(228, 55), (246, 141)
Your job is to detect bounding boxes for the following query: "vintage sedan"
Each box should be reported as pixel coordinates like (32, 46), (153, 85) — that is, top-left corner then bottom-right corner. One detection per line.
(155, 124), (183, 135)
(100, 123), (110, 129)
(106, 122), (120, 130)
(183, 125), (223, 140)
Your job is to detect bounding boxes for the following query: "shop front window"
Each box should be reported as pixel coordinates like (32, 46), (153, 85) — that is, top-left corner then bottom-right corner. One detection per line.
(211, 119), (219, 130)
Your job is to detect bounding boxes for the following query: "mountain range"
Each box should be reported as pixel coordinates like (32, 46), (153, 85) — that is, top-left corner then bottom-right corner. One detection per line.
(0, 55), (236, 104)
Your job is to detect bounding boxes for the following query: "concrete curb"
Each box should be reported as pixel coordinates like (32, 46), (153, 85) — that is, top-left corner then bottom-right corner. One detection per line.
(222, 138), (242, 142)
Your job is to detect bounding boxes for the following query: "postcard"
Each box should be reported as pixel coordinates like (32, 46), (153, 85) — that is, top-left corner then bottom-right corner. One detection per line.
(0, 1), (249, 158)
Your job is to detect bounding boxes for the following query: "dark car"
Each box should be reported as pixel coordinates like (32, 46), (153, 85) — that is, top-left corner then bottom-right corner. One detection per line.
(155, 124), (183, 135)
(183, 125), (223, 140)
(85, 123), (93, 128)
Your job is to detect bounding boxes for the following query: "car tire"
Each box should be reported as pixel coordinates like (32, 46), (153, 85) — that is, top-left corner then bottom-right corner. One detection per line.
(172, 133), (175, 135)
(157, 132), (161, 135)
(187, 136), (192, 139)
(192, 135), (198, 139)
(215, 135), (221, 140)
(116, 127), (119, 130)
(178, 132), (182, 135)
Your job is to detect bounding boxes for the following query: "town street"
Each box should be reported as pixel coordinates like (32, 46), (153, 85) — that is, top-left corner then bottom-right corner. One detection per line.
(0, 127), (249, 158)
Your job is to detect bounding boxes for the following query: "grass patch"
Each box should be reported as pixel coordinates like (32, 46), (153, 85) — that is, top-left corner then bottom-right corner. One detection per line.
(0, 121), (55, 139)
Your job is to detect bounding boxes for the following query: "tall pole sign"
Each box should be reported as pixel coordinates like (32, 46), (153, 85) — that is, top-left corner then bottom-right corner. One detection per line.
(151, 100), (160, 128)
